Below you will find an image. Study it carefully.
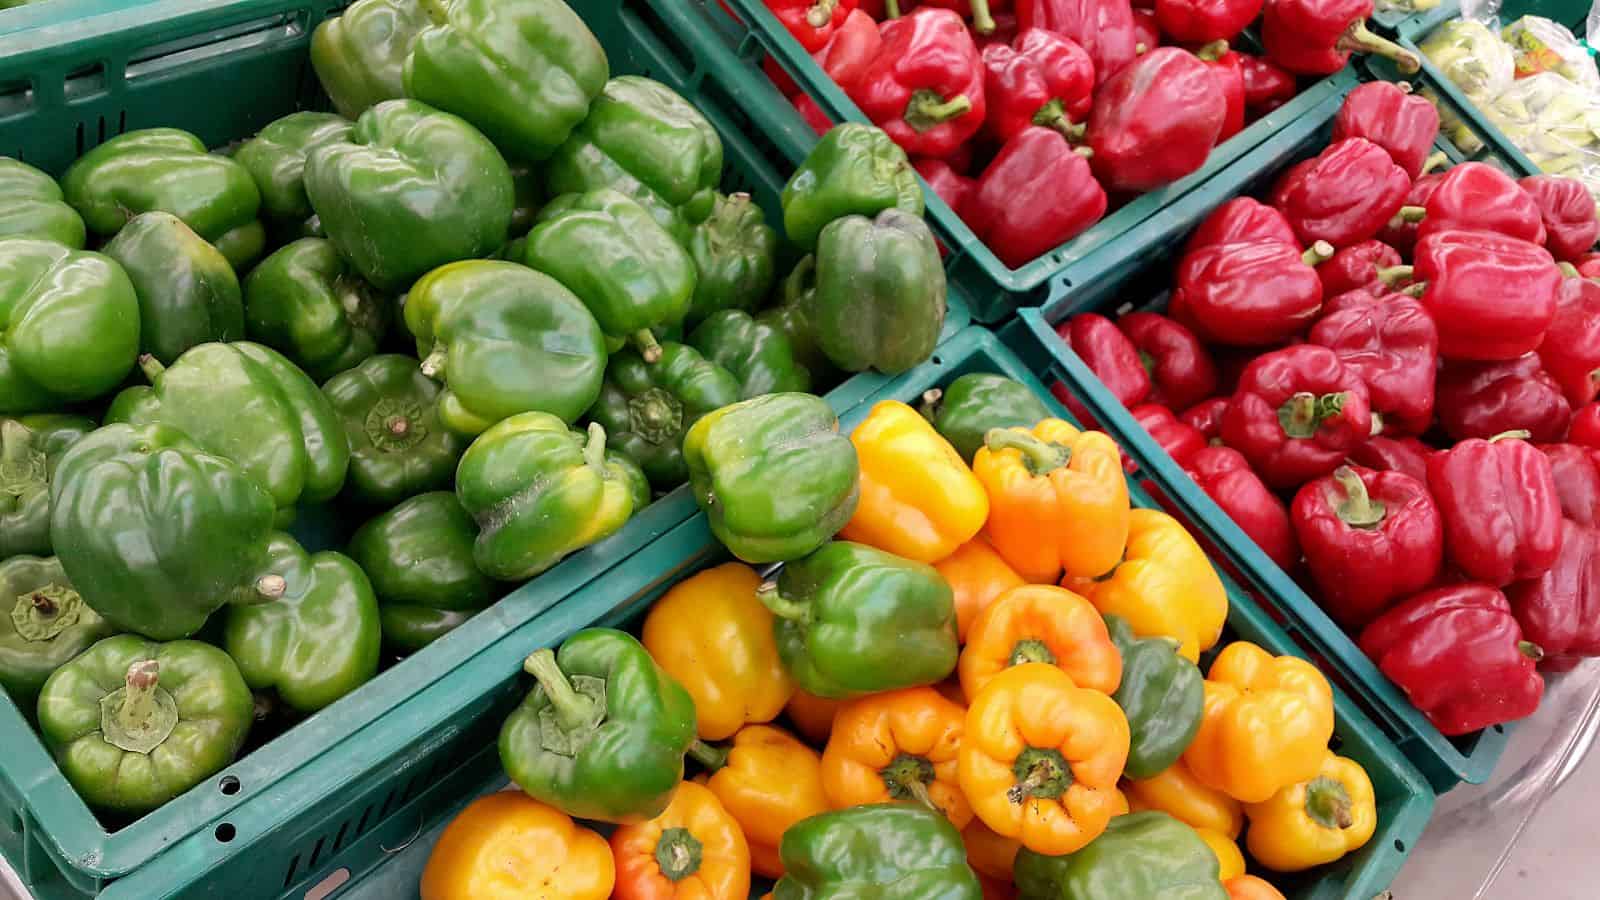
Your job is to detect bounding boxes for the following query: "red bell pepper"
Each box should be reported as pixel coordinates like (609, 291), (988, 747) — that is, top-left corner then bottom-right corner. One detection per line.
(1181, 397), (1229, 442)
(814, 8), (886, 90)
(1358, 583), (1545, 736)
(1119, 311), (1219, 410)
(1061, 313), (1152, 407)
(1577, 252), (1600, 280)
(1308, 292), (1437, 436)
(1268, 157), (1316, 210)
(1437, 355), (1573, 444)
(1572, 402), (1600, 450)
(1348, 434), (1432, 484)
(1417, 162), (1547, 245)
(1278, 138), (1410, 248)
(976, 9), (1021, 45)
(913, 158), (977, 218)
(794, 94), (834, 135)
(1132, 403), (1207, 466)
(965, 127), (1107, 267)
(1375, 164), (1446, 254)
(1411, 229), (1561, 362)
(1316, 239), (1403, 297)
(1221, 344), (1375, 488)
(1509, 519), (1600, 668)
(920, 0), (1008, 33)
(853, 8), (987, 158)
(1428, 431), (1563, 585)
(859, 0), (917, 16)
(1540, 442), (1600, 526)
(1184, 445), (1300, 570)
(1331, 81), (1440, 180)
(1154, 0), (1262, 44)
(1197, 41), (1247, 143)
(764, 57), (802, 98)
(1540, 275), (1600, 408)
(1240, 53), (1298, 117)
(1186, 198), (1299, 255)
(1261, 0), (1420, 76)
(1015, 0), (1141, 86)
(1292, 466), (1443, 628)
(1169, 238), (1332, 346)
(1519, 175), (1599, 262)
(1086, 47), (1227, 192)
(769, 0), (862, 51)
(1131, 8), (1160, 52)
(980, 29), (1095, 143)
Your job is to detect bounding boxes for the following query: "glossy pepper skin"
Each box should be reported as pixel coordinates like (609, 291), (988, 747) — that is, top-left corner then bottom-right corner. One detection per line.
(348, 492), (498, 653)
(1088, 48), (1226, 193)
(1428, 433), (1562, 586)
(244, 237), (387, 382)
(1119, 313), (1218, 412)
(936, 536), (1026, 642)
(1132, 405), (1207, 468)
(1331, 81), (1439, 179)
(1348, 434), (1432, 484)
(1414, 229), (1561, 362)
(1420, 163), (1547, 245)
(611, 780), (749, 900)
(1315, 240), (1402, 298)
(820, 686), (972, 827)
(1239, 54), (1297, 116)
(310, 0), (426, 119)
(1012, 811), (1228, 900)
(1539, 275), (1600, 407)
(102, 212), (245, 367)
(923, 373), (1051, 464)
(813, 210), (946, 373)
(687, 193), (778, 326)
(769, 0), (861, 51)
(1015, 0), (1140, 87)
(1124, 758), (1243, 838)
(1226, 876), (1286, 900)
(760, 540), (958, 699)
(1520, 175), (1599, 261)
(773, 804), (983, 899)
(590, 343), (740, 491)
(0, 416), (94, 559)
(854, 9), (987, 158)
(37, 635), (252, 813)
(1221, 345), (1374, 489)
(501, 628), (696, 824)
(960, 585), (1122, 701)
(1438, 355), (1572, 443)
(1155, 0), (1262, 44)
(1169, 239), (1330, 347)
(1280, 138), (1409, 248)
(1260, 0), (1420, 76)
(1509, 519), (1600, 666)
(324, 355), (465, 507)
(1198, 42), (1247, 143)
(1062, 314), (1151, 410)
(1378, 167), (1445, 254)
(0, 158), (85, 248)
(808, 8), (884, 93)
(980, 29), (1095, 143)
(1359, 584), (1545, 735)
(683, 393), (859, 563)
(419, 793), (615, 900)
(236, 112), (354, 228)
(1105, 612), (1204, 779)
(698, 724), (828, 879)
(780, 123), (924, 251)
(1184, 446), (1300, 571)
(965, 127), (1107, 268)
(1292, 466), (1443, 629)
(1572, 402), (1600, 449)
(1244, 753), (1376, 872)
(1309, 291), (1438, 436)
(914, 158), (977, 219)
(0, 239), (141, 413)
(1541, 442), (1600, 525)
(1182, 397), (1229, 442)
(0, 556), (114, 705)
(1187, 197), (1299, 254)
(688, 310), (812, 399)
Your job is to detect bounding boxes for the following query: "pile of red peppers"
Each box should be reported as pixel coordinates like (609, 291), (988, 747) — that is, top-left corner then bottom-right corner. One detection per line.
(1057, 80), (1600, 738)
(755, 0), (1422, 269)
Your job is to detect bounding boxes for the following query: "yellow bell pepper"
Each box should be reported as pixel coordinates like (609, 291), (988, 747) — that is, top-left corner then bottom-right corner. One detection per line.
(643, 562), (794, 740)
(420, 792), (614, 900)
(1062, 508), (1227, 662)
(1196, 827), (1246, 882)
(1122, 759), (1244, 839)
(698, 724), (829, 880)
(1183, 642), (1335, 804)
(785, 689), (842, 745)
(935, 535), (1025, 642)
(1244, 753), (1377, 872)
(838, 400), (989, 563)
(821, 686), (972, 829)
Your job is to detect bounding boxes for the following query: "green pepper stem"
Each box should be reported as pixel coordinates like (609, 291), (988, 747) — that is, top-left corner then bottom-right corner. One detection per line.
(1376, 265), (1414, 285)
(523, 649), (600, 732)
(583, 422), (608, 471)
(1303, 776), (1355, 830)
(1279, 392), (1325, 439)
(970, 0), (996, 33)
(1332, 466), (1386, 529)
(905, 90), (973, 133)
(1302, 240), (1336, 267)
(919, 388), (944, 422)
(31, 591), (55, 616)
(1391, 205), (1426, 226)
(256, 574), (287, 600)
(632, 329), (663, 364)
(117, 660), (162, 736)
(1520, 640), (1545, 661)
(654, 827), (705, 882)
(1336, 20), (1421, 74)
(1558, 261), (1581, 278)
(0, 419), (34, 469)
(1196, 39), (1230, 62)
(137, 354), (166, 383)
(1421, 151), (1449, 175)
(983, 428), (1068, 474)
(884, 0), (901, 18)
(901, 776), (938, 812)
(1488, 430), (1533, 444)
(1074, 146), (1094, 159)
(420, 348), (447, 379)
(687, 739), (730, 772)
(805, 0), (837, 28)
(755, 581), (810, 622)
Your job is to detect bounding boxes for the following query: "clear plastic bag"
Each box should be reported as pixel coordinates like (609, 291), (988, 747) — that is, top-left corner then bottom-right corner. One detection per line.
(1484, 73), (1600, 198)
(1502, 15), (1600, 92)
(1420, 18), (1518, 99)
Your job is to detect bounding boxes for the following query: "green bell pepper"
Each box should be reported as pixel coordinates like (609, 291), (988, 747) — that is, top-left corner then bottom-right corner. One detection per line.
(243, 238), (389, 382)
(456, 414), (647, 580)
(525, 189), (695, 362)
(235, 112), (354, 226)
(50, 423), (279, 640)
(774, 803), (982, 900)
(1013, 811), (1228, 900)
(223, 533), (380, 713)
(814, 210), (946, 375)
(0, 556), (114, 706)
(106, 342), (350, 513)
(509, 163), (543, 237)
(780, 123), (924, 251)
(0, 239), (141, 414)
(101, 212), (245, 366)
(0, 415), (95, 559)
(404, 260), (607, 434)
(688, 310), (812, 400)
(758, 256), (836, 379)
(1105, 613), (1204, 779)
(546, 76), (723, 243)
(323, 354), (466, 506)
(36, 634), (253, 814)
(347, 491), (499, 653)
(589, 342), (740, 491)
(759, 541), (957, 699)
(303, 99), (514, 292)
(60, 128), (265, 269)
(0, 158), (86, 248)
(686, 192), (777, 326)
(499, 627), (696, 824)
(310, 0), (427, 119)
(922, 373), (1052, 463)
(683, 392), (858, 564)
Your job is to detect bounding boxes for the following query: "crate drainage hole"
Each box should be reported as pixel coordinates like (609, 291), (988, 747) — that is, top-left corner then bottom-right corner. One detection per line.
(215, 823), (235, 842)
(305, 867), (350, 900)
(931, 355), (943, 366)
(1394, 840), (1405, 852)
(220, 775), (241, 795)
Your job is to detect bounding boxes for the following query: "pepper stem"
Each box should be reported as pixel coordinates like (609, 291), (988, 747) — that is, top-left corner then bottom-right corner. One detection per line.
(805, 0), (837, 28)
(984, 428), (1069, 475)
(1421, 151), (1449, 175)
(256, 574), (288, 600)
(1007, 747), (1073, 803)
(654, 827), (705, 882)
(1031, 99), (1086, 143)
(755, 581), (811, 622)
(687, 739), (730, 772)
(919, 388), (944, 422)
(583, 422), (608, 471)
(880, 753), (941, 812)
(420, 348), (447, 379)
(1335, 20), (1421, 74)
(524, 649), (600, 732)
(1009, 638), (1058, 666)
(1074, 146), (1094, 159)
(1196, 39), (1230, 62)
(1400, 282), (1427, 297)
(1520, 640), (1545, 662)
(32, 592), (55, 616)
(1302, 240), (1336, 267)
(118, 660), (160, 732)
(138, 354), (166, 382)
(1376, 265), (1414, 285)
(1332, 466), (1386, 529)
(1488, 430), (1532, 444)
(1304, 776), (1355, 830)
(970, 0), (996, 33)
(905, 90), (973, 133)
(632, 329), (663, 364)
(100, 659), (179, 753)
(1558, 261), (1581, 278)
(1391, 206), (1427, 226)
(884, 0), (901, 17)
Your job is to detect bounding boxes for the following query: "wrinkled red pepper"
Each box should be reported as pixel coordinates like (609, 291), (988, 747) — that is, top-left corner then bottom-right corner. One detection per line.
(1155, 0), (1263, 44)
(1240, 53), (1298, 117)
(1541, 275), (1600, 408)
(1086, 47), (1227, 193)
(1428, 431), (1563, 585)
(814, 8), (886, 90)
(1359, 583), (1545, 736)
(1119, 311), (1219, 410)
(1316, 239), (1403, 297)
(1331, 81), (1440, 179)
(1308, 291), (1437, 436)
(1540, 442), (1600, 526)
(1261, 0), (1421, 76)
(1198, 41), (1247, 142)
(1278, 138), (1410, 248)
(1268, 157), (1316, 210)
(1348, 435), (1432, 484)
(1437, 355), (1573, 444)
(1411, 229), (1561, 362)
(920, 0), (1009, 33)
(1418, 162), (1548, 246)
(1221, 344), (1374, 488)
(1376, 165), (1446, 254)
(1519, 175), (1599, 262)
(853, 8), (987, 158)
(1576, 252), (1600, 280)
(1061, 313), (1152, 407)
(1509, 520), (1600, 668)
(980, 29), (1095, 143)
(1186, 197), (1299, 254)
(1169, 238), (1332, 346)
(769, 0), (861, 51)
(965, 126), (1107, 267)
(1015, 0), (1141, 86)
(1572, 402), (1600, 450)
(1181, 397), (1229, 442)
(1185, 445), (1301, 570)
(1131, 7), (1160, 52)
(914, 157), (977, 218)
(1132, 403), (1208, 466)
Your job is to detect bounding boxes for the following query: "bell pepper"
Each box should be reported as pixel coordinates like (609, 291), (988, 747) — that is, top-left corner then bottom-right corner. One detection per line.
(1377, 165), (1446, 254)
(1197, 42), (1247, 143)
(788, 692), (844, 746)
(37, 635), (252, 813)
(1419, 163), (1547, 246)
(419, 793), (615, 900)
(1198, 828), (1246, 882)
(611, 780), (749, 900)
(768, 0), (861, 51)
(1412, 229), (1561, 362)
(1315, 240), (1403, 298)
(1012, 811), (1228, 900)
(0, 239), (141, 413)
(1130, 6), (1159, 49)
(1132, 405), (1207, 468)
(1104, 612), (1204, 779)
(1279, 138), (1409, 248)
(852, 8), (988, 159)
(547, 76), (722, 243)
(1220, 345), (1374, 489)
(1428, 432), (1562, 585)
(1060, 314), (1152, 410)
(457, 415), (645, 580)
(974, 419), (1130, 582)
(1291, 466), (1443, 629)
(1168, 239), (1332, 347)
(688, 310), (812, 400)
(1119, 313), (1218, 412)
(1184, 446), (1300, 572)
(1330, 81), (1440, 179)
(1438, 355), (1572, 444)
(1187, 198), (1299, 255)
(223, 532), (380, 713)
(1359, 583), (1545, 735)
(0, 415), (94, 559)
(323, 354), (466, 507)
(1087, 48), (1227, 193)
(813, 209), (946, 373)
(839, 400), (988, 563)
(1267, 158), (1315, 211)
(236, 112), (354, 229)
(0, 159), (85, 248)
(1243, 753), (1375, 872)
(687, 193), (778, 326)
(773, 803), (983, 899)
(1154, 0), (1261, 44)
(1181, 397), (1229, 443)
(759, 540), (958, 698)
(820, 686), (972, 826)
(107, 342), (349, 512)
(780, 123), (924, 252)
(348, 492), (499, 653)
(963, 818), (1022, 882)
(1183, 642), (1335, 803)
(915, 158), (978, 219)
(1226, 876), (1286, 900)
(1347, 434), (1432, 484)
(1579, 253), (1600, 280)
(1520, 175), (1598, 261)
(1260, 0), (1420, 76)
(923, 0), (1010, 32)
(1539, 275), (1600, 408)
(590, 343), (740, 491)
(958, 662), (1129, 856)
(0, 556), (114, 705)
(1124, 758), (1244, 838)
(960, 585), (1122, 702)
(1543, 442), (1600, 526)
(1015, 0), (1141, 87)
(1509, 519), (1600, 666)
(1308, 291), (1438, 436)
(101, 212), (245, 368)
(922, 373), (1051, 464)
(811, 8), (884, 92)
(1239, 54), (1297, 117)
(936, 536), (1026, 641)
(309, 0), (426, 119)
(1573, 402), (1600, 449)
(696, 724), (828, 879)
(794, 95), (835, 137)
(965, 127), (1107, 268)
(684, 392), (859, 563)
(980, 29), (1095, 143)
(243, 237), (387, 382)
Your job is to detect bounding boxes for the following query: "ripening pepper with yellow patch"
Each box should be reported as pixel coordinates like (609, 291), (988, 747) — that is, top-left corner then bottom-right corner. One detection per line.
(694, 724), (828, 880)
(958, 585), (1122, 702)
(820, 686), (972, 829)
(419, 793), (614, 900)
(1244, 752), (1377, 872)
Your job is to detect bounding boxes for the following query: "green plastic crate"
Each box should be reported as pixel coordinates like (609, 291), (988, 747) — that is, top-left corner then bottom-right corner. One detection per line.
(1000, 86), (1513, 793)
(0, 0), (968, 896)
(0, 0), (159, 37)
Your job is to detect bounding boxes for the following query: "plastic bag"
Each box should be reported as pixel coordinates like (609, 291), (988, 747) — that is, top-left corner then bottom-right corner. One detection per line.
(1459, 0), (1499, 25)
(1502, 16), (1600, 92)
(1421, 19), (1518, 99)
(1483, 73), (1600, 199)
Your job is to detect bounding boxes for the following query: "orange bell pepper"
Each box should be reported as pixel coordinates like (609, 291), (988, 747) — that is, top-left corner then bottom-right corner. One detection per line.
(1244, 753), (1377, 872)
(935, 535), (1025, 641)
(420, 792), (614, 900)
(962, 818), (1021, 882)
(958, 662), (1130, 856)
(974, 419), (1130, 582)
(1197, 827), (1247, 882)
(612, 781), (749, 900)
(643, 562), (794, 741)
(959, 584), (1122, 701)
(839, 400), (989, 563)
(1123, 759), (1244, 839)
(934, 677), (968, 707)
(821, 685), (973, 828)
(785, 689), (841, 745)
(697, 724), (828, 880)
(1226, 875), (1288, 900)
(1062, 509), (1228, 662)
